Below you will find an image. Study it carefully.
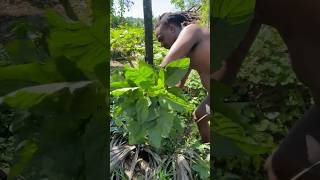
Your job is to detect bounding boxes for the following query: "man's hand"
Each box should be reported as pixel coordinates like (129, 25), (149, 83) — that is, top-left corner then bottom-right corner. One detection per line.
(175, 80), (186, 88)
(211, 66), (231, 85)
(211, 71), (222, 81)
(159, 62), (167, 68)
(211, 19), (262, 86)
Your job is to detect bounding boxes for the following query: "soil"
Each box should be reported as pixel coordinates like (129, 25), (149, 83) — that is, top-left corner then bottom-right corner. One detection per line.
(110, 59), (138, 68)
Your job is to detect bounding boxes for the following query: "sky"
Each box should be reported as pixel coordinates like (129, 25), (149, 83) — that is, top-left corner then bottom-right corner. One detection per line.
(116, 0), (179, 18)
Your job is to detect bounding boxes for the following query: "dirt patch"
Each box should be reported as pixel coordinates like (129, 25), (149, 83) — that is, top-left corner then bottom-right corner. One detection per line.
(110, 59), (137, 68)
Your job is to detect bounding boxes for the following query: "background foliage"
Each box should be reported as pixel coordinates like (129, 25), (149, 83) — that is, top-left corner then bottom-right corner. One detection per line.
(0, 0), (108, 179)
(213, 25), (312, 179)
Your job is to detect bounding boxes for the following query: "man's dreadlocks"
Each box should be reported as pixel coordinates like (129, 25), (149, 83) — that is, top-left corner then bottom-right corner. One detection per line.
(155, 9), (200, 29)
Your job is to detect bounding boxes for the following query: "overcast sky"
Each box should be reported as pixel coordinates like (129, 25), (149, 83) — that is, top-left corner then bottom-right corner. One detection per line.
(114, 0), (179, 18)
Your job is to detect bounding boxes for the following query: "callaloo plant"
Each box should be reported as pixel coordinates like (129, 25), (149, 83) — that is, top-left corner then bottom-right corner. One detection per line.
(111, 58), (194, 149)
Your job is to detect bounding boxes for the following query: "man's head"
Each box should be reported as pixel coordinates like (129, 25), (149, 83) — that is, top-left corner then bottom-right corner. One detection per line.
(155, 12), (199, 49)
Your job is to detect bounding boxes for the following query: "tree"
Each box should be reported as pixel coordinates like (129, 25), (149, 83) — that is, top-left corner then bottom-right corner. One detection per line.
(143, 0), (153, 64)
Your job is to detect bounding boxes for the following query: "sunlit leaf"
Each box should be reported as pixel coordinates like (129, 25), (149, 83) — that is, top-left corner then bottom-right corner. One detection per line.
(111, 87), (139, 96)
(165, 58), (190, 86)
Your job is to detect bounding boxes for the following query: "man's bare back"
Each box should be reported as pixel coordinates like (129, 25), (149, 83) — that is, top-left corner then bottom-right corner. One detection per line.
(187, 25), (210, 91)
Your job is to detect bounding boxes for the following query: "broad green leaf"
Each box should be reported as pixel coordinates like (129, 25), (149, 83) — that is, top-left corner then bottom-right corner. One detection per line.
(142, 119), (157, 130)
(214, 113), (271, 156)
(0, 62), (64, 96)
(118, 97), (138, 117)
(159, 92), (193, 113)
(123, 65), (139, 82)
(165, 57), (190, 68)
(124, 106), (137, 117)
(124, 61), (155, 89)
(3, 91), (47, 110)
(2, 81), (92, 109)
(0, 56), (90, 96)
(127, 121), (145, 144)
(137, 61), (156, 88)
(192, 158), (210, 179)
(167, 86), (187, 99)
(172, 116), (186, 134)
(214, 102), (253, 130)
(136, 97), (150, 122)
(110, 81), (131, 90)
(116, 89), (143, 117)
(165, 58), (190, 86)
(8, 140), (38, 180)
(0, 63), (48, 82)
(156, 68), (165, 89)
(148, 124), (162, 149)
(158, 109), (174, 137)
(47, 10), (107, 75)
(158, 95), (174, 111)
(110, 87), (139, 96)
(145, 105), (158, 122)
(211, 0), (255, 25)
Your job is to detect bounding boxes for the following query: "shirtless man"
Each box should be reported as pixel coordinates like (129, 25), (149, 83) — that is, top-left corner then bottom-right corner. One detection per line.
(212, 0), (320, 179)
(155, 12), (210, 143)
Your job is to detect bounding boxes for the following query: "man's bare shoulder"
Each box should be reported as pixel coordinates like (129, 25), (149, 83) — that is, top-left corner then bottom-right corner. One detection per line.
(184, 24), (209, 34)
(182, 24), (209, 38)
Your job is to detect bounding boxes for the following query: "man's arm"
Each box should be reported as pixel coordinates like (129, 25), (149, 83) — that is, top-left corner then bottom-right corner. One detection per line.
(212, 19), (262, 85)
(160, 24), (201, 67)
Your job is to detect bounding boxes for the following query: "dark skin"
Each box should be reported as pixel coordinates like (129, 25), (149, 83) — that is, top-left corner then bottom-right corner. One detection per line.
(212, 0), (320, 179)
(155, 23), (210, 143)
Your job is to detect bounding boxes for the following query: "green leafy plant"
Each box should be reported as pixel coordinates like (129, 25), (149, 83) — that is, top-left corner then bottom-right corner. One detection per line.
(111, 27), (145, 62)
(0, 1), (108, 179)
(111, 59), (194, 149)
